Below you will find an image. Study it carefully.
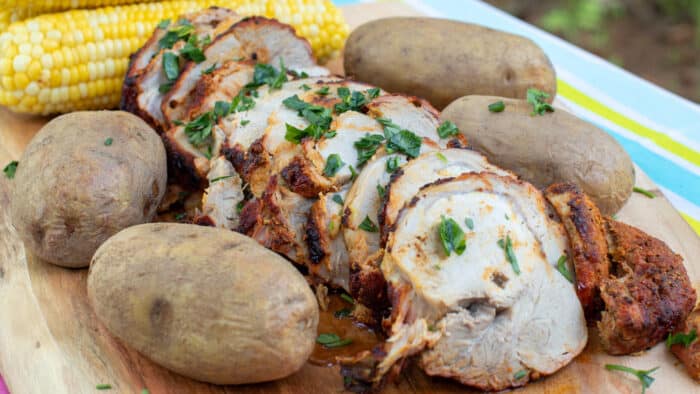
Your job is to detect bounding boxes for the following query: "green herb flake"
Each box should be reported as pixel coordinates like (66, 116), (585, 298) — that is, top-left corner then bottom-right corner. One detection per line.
(316, 86), (330, 95)
(300, 71), (309, 78)
(437, 120), (459, 138)
(3, 160), (18, 179)
(556, 255), (574, 283)
(162, 51), (180, 81)
(427, 324), (437, 332)
(158, 81), (173, 93)
(332, 194), (344, 206)
(202, 63), (217, 75)
(334, 87), (374, 114)
(316, 333), (353, 348)
(174, 212), (186, 221)
(285, 123), (322, 144)
(246, 60), (287, 90)
(378, 117), (422, 158)
(334, 308), (352, 318)
(488, 100), (505, 113)
(158, 20), (194, 49)
(667, 329), (697, 348)
(439, 215), (466, 257)
(526, 88), (554, 116)
(300, 84), (311, 91)
(141, 390), (150, 394)
(349, 165), (358, 181)
(366, 87), (381, 99)
(210, 175), (234, 184)
(359, 215), (378, 233)
(505, 213), (510, 220)
(633, 186), (655, 199)
(323, 154), (345, 177)
(104, 137), (113, 146)
(604, 364), (659, 394)
(354, 134), (385, 166)
(377, 184), (386, 199)
(183, 111), (214, 148)
(157, 19), (171, 29)
(236, 200), (245, 214)
(213, 100), (231, 118)
(282, 94), (333, 138)
(96, 384), (112, 390)
(498, 235), (520, 275)
(436, 152), (448, 163)
(514, 370), (527, 380)
(464, 217), (474, 230)
(179, 35), (206, 63)
(386, 156), (399, 173)
(340, 293), (355, 304)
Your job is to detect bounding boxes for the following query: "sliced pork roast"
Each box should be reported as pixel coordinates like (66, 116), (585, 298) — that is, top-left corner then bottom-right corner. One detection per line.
(194, 156), (245, 229)
(545, 183), (696, 355)
(121, 8), (241, 131)
(341, 173), (587, 391)
(161, 16), (320, 127)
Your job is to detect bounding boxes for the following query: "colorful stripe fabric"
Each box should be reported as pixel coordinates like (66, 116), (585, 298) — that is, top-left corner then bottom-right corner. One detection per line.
(334, 0), (700, 235)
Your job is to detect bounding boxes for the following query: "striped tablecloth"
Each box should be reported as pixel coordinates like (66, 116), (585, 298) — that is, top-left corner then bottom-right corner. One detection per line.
(337, 0), (700, 235)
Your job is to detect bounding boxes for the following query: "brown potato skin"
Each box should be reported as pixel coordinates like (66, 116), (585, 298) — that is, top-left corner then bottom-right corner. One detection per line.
(442, 96), (634, 214)
(344, 17), (556, 109)
(10, 111), (167, 267)
(87, 223), (319, 385)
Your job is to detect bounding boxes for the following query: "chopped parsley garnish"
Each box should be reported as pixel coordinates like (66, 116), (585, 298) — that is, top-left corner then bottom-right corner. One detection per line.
(505, 213), (510, 220)
(104, 137), (113, 146)
(316, 86), (330, 95)
(316, 333), (353, 348)
(300, 84), (311, 91)
(386, 156), (399, 173)
(436, 152), (447, 163)
(210, 175), (234, 183)
(556, 255), (574, 283)
(162, 51), (180, 81)
(604, 364), (658, 394)
(213, 100), (231, 118)
(366, 87), (381, 99)
(359, 215), (378, 232)
(174, 212), (186, 221)
(202, 63), (217, 75)
(240, 119), (250, 126)
(513, 370), (527, 380)
(96, 384), (112, 390)
(526, 88), (554, 116)
(183, 111), (215, 148)
(158, 20), (194, 49)
(377, 184), (386, 199)
(378, 117), (422, 158)
(498, 235), (520, 275)
(354, 134), (385, 166)
(428, 324), (438, 332)
(179, 34), (206, 63)
(157, 19), (170, 29)
(667, 329), (697, 348)
(340, 293), (355, 304)
(439, 215), (466, 257)
(245, 60), (287, 90)
(334, 87), (377, 114)
(349, 165), (358, 181)
(633, 186), (655, 199)
(236, 200), (245, 214)
(323, 154), (345, 177)
(158, 81), (174, 93)
(464, 217), (474, 230)
(285, 123), (329, 144)
(282, 94), (334, 143)
(436, 120), (459, 138)
(230, 90), (255, 113)
(488, 101), (505, 112)
(3, 161), (18, 179)
(332, 194), (344, 205)
(141, 390), (150, 394)
(334, 308), (352, 318)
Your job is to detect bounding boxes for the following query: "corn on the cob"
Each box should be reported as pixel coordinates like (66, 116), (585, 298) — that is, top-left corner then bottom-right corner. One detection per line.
(0, 1), (158, 31)
(0, 0), (348, 115)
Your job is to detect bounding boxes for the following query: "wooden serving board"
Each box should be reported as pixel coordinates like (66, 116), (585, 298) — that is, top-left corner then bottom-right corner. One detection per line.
(1, 2), (699, 393)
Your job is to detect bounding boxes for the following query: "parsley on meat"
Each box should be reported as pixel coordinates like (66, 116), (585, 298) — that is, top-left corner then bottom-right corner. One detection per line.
(3, 161), (18, 179)
(179, 34), (206, 63)
(158, 19), (194, 49)
(556, 255), (574, 283)
(161, 52), (179, 82)
(436, 152), (447, 163)
(436, 120), (459, 138)
(323, 154), (345, 177)
(359, 215), (379, 232)
(245, 60), (287, 90)
(282, 95), (334, 143)
(354, 134), (385, 166)
(526, 88), (554, 116)
(157, 19), (171, 29)
(667, 329), (697, 348)
(378, 117), (422, 158)
(464, 217), (474, 230)
(386, 156), (399, 173)
(334, 87), (378, 114)
(366, 87), (381, 99)
(332, 194), (344, 205)
(183, 111), (215, 147)
(439, 215), (466, 257)
(202, 63), (217, 75)
(316, 86), (330, 95)
(498, 235), (520, 274)
(377, 184), (386, 199)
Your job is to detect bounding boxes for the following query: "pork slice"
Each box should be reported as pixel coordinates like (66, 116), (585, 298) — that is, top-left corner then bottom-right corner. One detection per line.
(194, 156), (245, 229)
(342, 172), (586, 391)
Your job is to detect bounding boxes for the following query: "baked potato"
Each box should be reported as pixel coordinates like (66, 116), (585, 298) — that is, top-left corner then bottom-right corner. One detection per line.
(441, 95), (634, 214)
(344, 17), (556, 109)
(9, 111), (167, 267)
(87, 222), (319, 385)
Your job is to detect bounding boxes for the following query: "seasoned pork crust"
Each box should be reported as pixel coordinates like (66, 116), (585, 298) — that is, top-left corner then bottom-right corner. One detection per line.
(670, 310), (700, 380)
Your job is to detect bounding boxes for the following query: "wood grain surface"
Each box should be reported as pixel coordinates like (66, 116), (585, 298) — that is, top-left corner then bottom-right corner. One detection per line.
(0, 2), (699, 393)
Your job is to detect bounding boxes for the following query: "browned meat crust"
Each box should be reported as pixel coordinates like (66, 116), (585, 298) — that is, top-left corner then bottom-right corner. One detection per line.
(598, 217), (696, 354)
(545, 183), (609, 318)
(546, 183), (696, 355)
(670, 310), (700, 379)
(280, 156), (334, 198)
(349, 251), (389, 315)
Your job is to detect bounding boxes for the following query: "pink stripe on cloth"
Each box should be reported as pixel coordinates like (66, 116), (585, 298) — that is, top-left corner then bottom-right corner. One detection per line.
(0, 374), (9, 394)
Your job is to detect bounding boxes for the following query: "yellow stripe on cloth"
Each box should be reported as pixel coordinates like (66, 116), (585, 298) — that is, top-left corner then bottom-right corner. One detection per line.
(681, 213), (700, 236)
(557, 79), (700, 168)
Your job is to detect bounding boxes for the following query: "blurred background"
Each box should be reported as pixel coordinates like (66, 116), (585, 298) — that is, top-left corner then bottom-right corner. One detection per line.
(484, 0), (700, 103)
